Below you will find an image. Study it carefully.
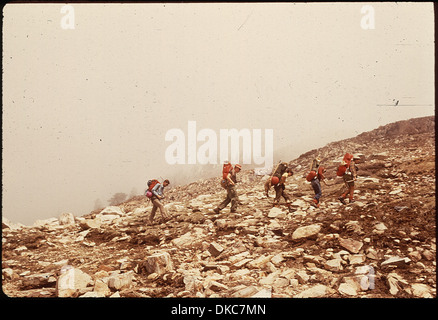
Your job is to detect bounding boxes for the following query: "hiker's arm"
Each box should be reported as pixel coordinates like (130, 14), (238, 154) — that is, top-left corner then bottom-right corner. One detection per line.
(151, 184), (162, 198)
(351, 163), (357, 180)
(279, 174), (287, 185)
(227, 173), (235, 185)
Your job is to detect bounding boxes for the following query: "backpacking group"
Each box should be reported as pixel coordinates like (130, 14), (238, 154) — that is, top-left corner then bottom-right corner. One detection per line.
(144, 152), (362, 223)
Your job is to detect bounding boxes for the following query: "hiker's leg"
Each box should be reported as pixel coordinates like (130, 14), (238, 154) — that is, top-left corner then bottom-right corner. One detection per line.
(150, 202), (158, 223)
(264, 179), (271, 197)
(314, 180), (322, 202)
(229, 186), (238, 212)
(273, 185), (282, 206)
(155, 199), (169, 219)
(218, 194), (231, 210)
(348, 183), (355, 201)
(281, 188), (291, 203)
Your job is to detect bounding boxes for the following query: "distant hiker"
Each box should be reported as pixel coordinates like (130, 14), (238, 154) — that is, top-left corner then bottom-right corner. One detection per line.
(337, 154), (361, 204)
(214, 164), (241, 213)
(145, 179), (171, 223)
(273, 167), (294, 212)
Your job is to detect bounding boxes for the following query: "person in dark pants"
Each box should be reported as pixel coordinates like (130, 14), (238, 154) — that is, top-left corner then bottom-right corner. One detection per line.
(310, 166), (328, 208)
(273, 168), (294, 212)
(214, 164), (241, 213)
(338, 154), (361, 204)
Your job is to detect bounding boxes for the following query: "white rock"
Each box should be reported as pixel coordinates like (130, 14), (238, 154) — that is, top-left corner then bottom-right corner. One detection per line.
(324, 259), (343, 272)
(338, 283), (358, 296)
(144, 252), (174, 275)
(295, 284), (329, 298)
(100, 206), (125, 216)
(292, 224), (321, 240)
(251, 288), (272, 298)
(268, 207), (285, 218)
(411, 283), (433, 298)
(59, 213), (75, 225)
(56, 267), (93, 297)
(108, 272), (133, 291)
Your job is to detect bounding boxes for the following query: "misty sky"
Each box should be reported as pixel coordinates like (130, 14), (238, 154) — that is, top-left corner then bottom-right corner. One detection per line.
(2, 3), (434, 225)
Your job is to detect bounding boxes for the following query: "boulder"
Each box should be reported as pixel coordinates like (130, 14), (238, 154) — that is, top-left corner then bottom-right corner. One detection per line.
(268, 207), (285, 219)
(56, 267), (93, 297)
(59, 213), (75, 225)
(411, 283), (433, 298)
(208, 242), (224, 257)
(295, 284), (330, 298)
(79, 218), (101, 230)
(144, 252), (174, 275)
(107, 272), (133, 291)
(22, 272), (57, 290)
(291, 224), (321, 240)
(338, 283), (358, 296)
(324, 259), (343, 272)
(100, 206), (125, 216)
(339, 237), (363, 254)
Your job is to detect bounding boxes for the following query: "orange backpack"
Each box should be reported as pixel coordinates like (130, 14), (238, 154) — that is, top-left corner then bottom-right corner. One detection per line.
(336, 153), (353, 176)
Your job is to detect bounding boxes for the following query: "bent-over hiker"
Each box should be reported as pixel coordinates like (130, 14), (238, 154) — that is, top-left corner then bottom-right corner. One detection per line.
(273, 167), (294, 212)
(149, 179), (171, 223)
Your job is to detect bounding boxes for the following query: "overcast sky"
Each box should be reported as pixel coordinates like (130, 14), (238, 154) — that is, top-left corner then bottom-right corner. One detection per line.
(2, 3), (434, 225)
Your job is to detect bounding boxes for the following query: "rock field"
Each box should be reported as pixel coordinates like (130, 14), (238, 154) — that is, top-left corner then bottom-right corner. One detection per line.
(2, 116), (435, 298)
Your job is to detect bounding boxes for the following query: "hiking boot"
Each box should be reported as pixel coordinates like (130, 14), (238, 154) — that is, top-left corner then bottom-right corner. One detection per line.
(338, 197), (347, 205)
(311, 199), (320, 208)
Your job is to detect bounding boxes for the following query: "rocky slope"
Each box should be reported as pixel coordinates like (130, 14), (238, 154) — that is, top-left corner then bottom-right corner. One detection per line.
(2, 116), (435, 298)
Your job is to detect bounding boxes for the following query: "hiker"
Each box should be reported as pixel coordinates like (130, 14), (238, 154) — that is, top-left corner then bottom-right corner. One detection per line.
(214, 164), (241, 213)
(338, 154), (361, 204)
(273, 168), (294, 212)
(306, 158), (331, 208)
(310, 166), (329, 208)
(149, 179), (171, 223)
(264, 161), (289, 197)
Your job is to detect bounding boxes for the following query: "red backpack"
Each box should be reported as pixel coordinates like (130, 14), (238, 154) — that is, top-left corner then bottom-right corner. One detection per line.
(222, 162), (233, 179)
(147, 179), (160, 191)
(336, 153), (353, 176)
(306, 170), (317, 182)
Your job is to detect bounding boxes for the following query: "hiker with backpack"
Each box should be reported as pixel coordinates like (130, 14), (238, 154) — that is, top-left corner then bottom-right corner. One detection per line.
(214, 163), (241, 214)
(337, 154), (362, 205)
(145, 179), (171, 224)
(306, 158), (330, 208)
(272, 167), (294, 212)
